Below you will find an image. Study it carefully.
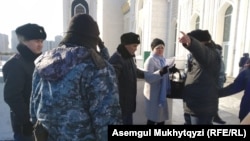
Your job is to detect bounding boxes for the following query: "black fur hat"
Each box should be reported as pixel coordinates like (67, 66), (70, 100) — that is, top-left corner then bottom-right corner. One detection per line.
(120, 32), (140, 45)
(15, 23), (46, 40)
(67, 14), (100, 39)
(151, 38), (165, 50)
(187, 29), (211, 42)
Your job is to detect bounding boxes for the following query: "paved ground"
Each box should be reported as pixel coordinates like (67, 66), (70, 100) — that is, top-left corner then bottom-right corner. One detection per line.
(0, 77), (242, 140)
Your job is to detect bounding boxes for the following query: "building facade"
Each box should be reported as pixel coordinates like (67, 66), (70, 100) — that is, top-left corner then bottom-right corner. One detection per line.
(63, 0), (250, 77)
(0, 33), (8, 53)
(177, 0), (250, 77)
(63, 0), (178, 68)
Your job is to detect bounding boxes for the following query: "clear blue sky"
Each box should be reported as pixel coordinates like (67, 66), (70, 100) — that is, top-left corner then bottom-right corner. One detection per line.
(0, 0), (63, 40)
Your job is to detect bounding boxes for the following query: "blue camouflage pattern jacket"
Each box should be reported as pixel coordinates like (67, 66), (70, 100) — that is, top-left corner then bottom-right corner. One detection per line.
(30, 45), (122, 141)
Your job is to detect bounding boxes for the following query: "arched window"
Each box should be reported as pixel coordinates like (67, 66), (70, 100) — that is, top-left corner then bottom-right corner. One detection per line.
(137, 0), (144, 57)
(223, 5), (233, 41)
(222, 5), (233, 73)
(75, 4), (86, 15)
(71, 0), (89, 17)
(195, 16), (200, 29)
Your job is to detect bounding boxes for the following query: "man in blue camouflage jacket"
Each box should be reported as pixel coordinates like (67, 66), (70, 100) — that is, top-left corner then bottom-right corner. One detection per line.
(30, 14), (122, 141)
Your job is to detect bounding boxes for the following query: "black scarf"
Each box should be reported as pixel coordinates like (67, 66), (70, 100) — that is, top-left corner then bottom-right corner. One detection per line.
(117, 44), (135, 59)
(17, 43), (41, 62)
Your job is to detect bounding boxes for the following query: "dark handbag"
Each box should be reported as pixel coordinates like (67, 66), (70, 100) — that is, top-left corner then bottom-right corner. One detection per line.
(167, 70), (185, 99)
(33, 121), (49, 141)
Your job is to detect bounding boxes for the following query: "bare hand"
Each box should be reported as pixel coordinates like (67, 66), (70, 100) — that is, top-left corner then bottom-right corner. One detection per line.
(179, 31), (191, 46)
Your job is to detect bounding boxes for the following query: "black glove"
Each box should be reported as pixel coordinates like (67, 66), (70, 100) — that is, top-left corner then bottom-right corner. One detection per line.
(159, 65), (169, 76)
(22, 121), (34, 136)
(98, 38), (105, 49)
(169, 64), (179, 73)
(224, 76), (227, 83)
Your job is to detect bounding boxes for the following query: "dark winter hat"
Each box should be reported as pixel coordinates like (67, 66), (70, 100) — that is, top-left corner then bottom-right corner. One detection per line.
(15, 23), (46, 40)
(67, 14), (100, 39)
(243, 53), (249, 57)
(151, 38), (165, 50)
(187, 29), (211, 42)
(120, 32), (140, 45)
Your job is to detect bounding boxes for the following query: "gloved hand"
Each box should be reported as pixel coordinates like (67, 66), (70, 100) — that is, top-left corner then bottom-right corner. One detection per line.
(98, 38), (105, 49)
(159, 65), (169, 76)
(169, 64), (179, 73)
(22, 121), (34, 136)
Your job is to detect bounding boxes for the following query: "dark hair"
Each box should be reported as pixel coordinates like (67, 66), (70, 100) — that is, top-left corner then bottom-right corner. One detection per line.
(59, 14), (100, 48)
(151, 38), (165, 50)
(59, 33), (98, 49)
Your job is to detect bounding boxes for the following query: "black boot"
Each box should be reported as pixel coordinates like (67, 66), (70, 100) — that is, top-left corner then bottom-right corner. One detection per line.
(213, 113), (226, 124)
